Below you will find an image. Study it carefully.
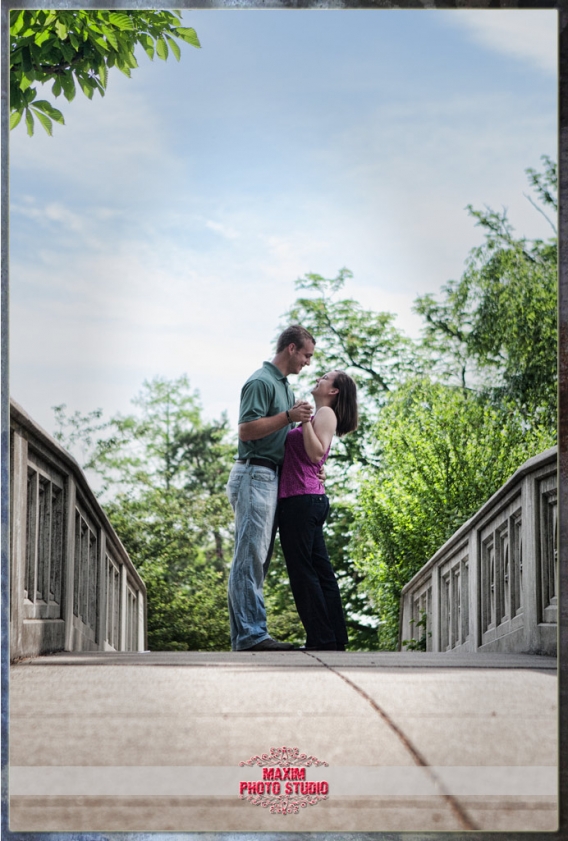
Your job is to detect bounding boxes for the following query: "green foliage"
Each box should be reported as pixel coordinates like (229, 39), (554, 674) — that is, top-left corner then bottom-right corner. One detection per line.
(352, 379), (555, 649)
(414, 158), (557, 428)
(54, 376), (234, 651)
(10, 9), (200, 135)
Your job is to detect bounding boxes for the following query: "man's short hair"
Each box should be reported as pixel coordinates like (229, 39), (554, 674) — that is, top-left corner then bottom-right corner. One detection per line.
(276, 325), (316, 353)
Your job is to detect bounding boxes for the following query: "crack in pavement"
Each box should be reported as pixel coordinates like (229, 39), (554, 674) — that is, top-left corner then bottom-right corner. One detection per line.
(302, 650), (479, 831)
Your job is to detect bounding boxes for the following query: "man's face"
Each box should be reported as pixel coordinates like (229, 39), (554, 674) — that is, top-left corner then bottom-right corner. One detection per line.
(288, 340), (315, 375)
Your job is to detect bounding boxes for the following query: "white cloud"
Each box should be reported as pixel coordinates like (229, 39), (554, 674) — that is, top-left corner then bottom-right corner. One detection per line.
(444, 10), (557, 75)
(205, 219), (239, 239)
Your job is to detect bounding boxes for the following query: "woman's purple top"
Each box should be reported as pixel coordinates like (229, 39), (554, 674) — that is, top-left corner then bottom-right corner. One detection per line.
(278, 423), (330, 499)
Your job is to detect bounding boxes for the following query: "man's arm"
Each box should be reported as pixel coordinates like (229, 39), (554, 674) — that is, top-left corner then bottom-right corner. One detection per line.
(239, 401), (312, 442)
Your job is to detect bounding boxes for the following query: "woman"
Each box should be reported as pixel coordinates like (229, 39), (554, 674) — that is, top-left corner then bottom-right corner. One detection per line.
(277, 370), (358, 651)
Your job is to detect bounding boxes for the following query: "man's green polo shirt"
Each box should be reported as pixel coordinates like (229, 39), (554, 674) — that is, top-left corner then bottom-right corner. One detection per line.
(237, 361), (295, 466)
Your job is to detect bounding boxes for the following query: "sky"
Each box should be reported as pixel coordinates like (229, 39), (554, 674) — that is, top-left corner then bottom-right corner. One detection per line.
(9, 9), (558, 443)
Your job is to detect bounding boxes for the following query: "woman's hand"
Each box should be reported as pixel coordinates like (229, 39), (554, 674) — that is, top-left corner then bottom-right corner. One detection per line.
(289, 401), (313, 423)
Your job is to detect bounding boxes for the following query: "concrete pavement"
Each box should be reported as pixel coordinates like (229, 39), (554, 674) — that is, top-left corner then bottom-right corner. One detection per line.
(9, 650), (557, 832)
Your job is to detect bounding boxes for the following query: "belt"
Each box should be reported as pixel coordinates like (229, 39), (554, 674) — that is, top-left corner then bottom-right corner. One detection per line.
(236, 458), (278, 472)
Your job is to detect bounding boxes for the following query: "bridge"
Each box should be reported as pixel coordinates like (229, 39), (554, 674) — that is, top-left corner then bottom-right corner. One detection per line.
(5, 402), (560, 834)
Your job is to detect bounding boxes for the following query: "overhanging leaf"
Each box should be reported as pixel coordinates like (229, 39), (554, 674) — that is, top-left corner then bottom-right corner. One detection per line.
(60, 73), (76, 101)
(156, 36), (168, 60)
(108, 12), (134, 30)
(9, 110), (23, 130)
(31, 106), (53, 136)
(54, 18), (68, 40)
(165, 35), (181, 61)
(98, 62), (108, 88)
(24, 108), (34, 136)
(32, 100), (65, 124)
(100, 26), (118, 51)
(175, 27), (200, 48)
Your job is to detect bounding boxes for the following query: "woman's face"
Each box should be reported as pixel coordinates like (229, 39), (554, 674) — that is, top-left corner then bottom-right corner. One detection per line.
(311, 371), (338, 398)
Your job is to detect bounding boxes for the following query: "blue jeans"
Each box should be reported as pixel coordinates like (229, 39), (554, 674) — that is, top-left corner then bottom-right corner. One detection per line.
(226, 462), (279, 650)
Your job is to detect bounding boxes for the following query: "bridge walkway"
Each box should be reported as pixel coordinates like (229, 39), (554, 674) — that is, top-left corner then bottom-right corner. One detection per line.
(9, 650), (557, 833)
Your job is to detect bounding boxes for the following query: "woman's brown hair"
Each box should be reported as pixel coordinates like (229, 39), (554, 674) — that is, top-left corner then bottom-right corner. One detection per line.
(331, 371), (358, 437)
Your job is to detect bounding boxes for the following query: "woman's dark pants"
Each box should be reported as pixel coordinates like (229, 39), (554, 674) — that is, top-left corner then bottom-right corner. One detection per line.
(278, 494), (348, 650)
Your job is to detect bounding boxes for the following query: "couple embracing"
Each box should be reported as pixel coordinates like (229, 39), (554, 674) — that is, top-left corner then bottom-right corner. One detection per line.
(226, 325), (358, 652)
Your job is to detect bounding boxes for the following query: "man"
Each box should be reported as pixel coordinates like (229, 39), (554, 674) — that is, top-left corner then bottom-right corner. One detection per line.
(226, 325), (316, 651)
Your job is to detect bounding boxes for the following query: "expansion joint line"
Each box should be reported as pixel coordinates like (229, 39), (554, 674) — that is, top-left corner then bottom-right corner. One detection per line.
(302, 651), (478, 831)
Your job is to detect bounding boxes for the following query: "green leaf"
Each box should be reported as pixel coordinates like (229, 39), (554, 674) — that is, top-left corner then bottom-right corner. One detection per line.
(108, 13), (134, 30)
(98, 62), (108, 89)
(21, 46), (33, 73)
(175, 27), (201, 48)
(52, 77), (62, 97)
(92, 38), (108, 57)
(101, 26), (118, 51)
(25, 108), (34, 137)
(34, 29), (51, 47)
(165, 35), (181, 61)
(60, 73), (76, 102)
(156, 36), (168, 60)
(32, 100), (65, 124)
(19, 75), (32, 92)
(31, 106), (53, 136)
(77, 76), (94, 99)
(138, 34), (155, 60)
(116, 61), (131, 78)
(9, 110), (23, 130)
(59, 40), (75, 62)
(54, 18), (68, 40)
(10, 11), (25, 34)
(68, 31), (80, 50)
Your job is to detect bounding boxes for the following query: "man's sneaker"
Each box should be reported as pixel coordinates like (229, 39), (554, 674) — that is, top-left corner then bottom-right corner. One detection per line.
(243, 638), (295, 651)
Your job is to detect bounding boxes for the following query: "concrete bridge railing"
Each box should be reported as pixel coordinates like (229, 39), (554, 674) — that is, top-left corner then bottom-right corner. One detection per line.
(10, 399), (146, 660)
(400, 447), (557, 656)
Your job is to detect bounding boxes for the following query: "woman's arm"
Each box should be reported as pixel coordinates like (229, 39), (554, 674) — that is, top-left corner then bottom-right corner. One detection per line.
(302, 407), (337, 463)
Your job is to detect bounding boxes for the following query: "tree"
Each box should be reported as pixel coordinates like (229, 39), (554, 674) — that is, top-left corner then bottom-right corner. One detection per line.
(414, 156), (557, 429)
(284, 268), (422, 468)
(54, 376), (235, 651)
(352, 379), (555, 649)
(10, 9), (200, 136)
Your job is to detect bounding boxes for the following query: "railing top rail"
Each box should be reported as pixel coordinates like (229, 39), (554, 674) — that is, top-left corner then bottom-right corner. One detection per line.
(10, 397), (146, 597)
(401, 446), (557, 595)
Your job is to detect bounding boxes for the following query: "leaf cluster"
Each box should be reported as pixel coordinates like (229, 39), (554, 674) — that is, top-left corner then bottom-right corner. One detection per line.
(10, 9), (200, 135)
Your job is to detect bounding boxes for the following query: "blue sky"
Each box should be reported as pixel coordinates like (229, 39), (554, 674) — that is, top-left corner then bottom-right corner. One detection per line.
(10, 9), (557, 439)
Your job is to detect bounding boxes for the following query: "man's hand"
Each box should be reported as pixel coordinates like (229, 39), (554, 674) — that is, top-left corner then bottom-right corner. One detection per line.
(316, 466), (326, 484)
(289, 400), (313, 423)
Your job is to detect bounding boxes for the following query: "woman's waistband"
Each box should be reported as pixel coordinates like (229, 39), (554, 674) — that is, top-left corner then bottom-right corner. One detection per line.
(278, 493), (328, 503)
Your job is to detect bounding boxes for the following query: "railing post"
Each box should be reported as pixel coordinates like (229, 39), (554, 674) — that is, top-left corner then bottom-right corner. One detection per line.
(431, 566), (440, 652)
(119, 564), (127, 651)
(98, 533), (107, 651)
(521, 473), (539, 652)
(10, 430), (28, 660)
(63, 478), (76, 651)
(468, 529), (480, 651)
(137, 590), (145, 652)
